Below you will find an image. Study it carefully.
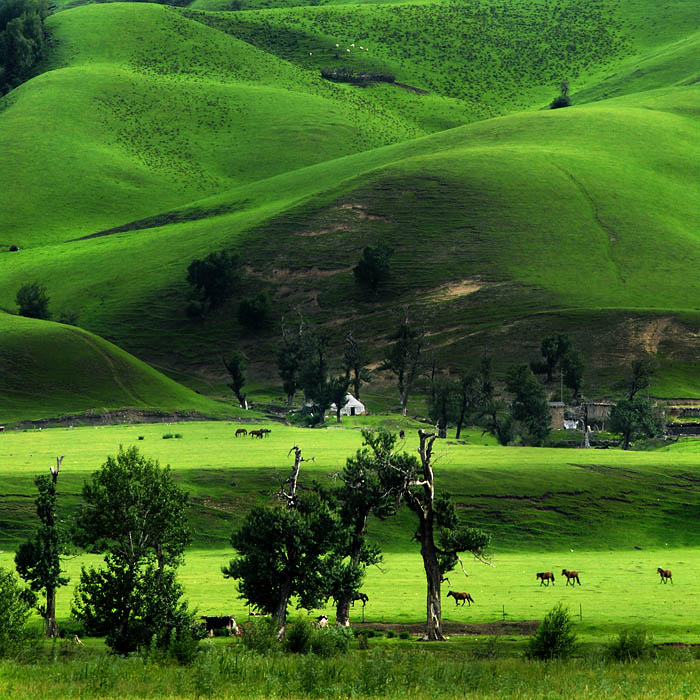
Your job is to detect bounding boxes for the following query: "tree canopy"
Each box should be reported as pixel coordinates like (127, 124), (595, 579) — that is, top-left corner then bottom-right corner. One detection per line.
(0, 0), (48, 94)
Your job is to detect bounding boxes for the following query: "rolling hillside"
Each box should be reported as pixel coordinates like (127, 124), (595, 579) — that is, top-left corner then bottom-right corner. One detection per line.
(2, 0), (700, 416)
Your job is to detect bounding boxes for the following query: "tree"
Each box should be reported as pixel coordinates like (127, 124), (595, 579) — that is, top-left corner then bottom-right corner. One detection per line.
(609, 398), (662, 450)
(15, 456), (69, 637)
(0, 567), (31, 657)
(561, 349), (585, 400)
(238, 291), (272, 330)
(353, 243), (394, 294)
(298, 327), (335, 423)
(621, 356), (655, 400)
(342, 331), (370, 399)
(328, 374), (350, 423)
(540, 333), (571, 383)
(381, 316), (424, 416)
(370, 430), (490, 640)
(456, 357), (495, 440)
(223, 350), (248, 409)
(325, 433), (396, 626)
(0, 0), (48, 95)
(16, 280), (50, 319)
(186, 249), (239, 310)
(71, 446), (195, 654)
(505, 364), (551, 446)
(428, 377), (458, 438)
(223, 446), (339, 633)
(277, 319), (306, 406)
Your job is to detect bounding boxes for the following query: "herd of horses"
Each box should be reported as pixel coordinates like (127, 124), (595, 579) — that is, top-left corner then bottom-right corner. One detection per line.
(235, 427), (271, 439)
(535, 567), (673, 586)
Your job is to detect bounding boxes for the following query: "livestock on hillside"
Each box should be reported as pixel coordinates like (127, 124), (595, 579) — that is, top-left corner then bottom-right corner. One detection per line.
(235, 428), (247, 437)
(201, 615), (239, 637)
(249, 429), (264, 439)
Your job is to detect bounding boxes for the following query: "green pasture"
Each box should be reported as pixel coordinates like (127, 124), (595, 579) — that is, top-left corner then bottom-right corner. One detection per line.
(2, 422), (700, 645)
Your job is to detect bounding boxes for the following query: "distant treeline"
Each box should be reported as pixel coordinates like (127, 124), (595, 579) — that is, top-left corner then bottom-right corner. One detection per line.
(0, 0), (48, 95)
(320, 67), (395, 86)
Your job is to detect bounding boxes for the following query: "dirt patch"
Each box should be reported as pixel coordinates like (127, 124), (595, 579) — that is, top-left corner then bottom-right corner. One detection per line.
(298, 224), (351, 237)
(426, 280), (482, 301)
(352, 620), (539, 636)
(244, 265), (352, 282)
(335, 203), (390, 221)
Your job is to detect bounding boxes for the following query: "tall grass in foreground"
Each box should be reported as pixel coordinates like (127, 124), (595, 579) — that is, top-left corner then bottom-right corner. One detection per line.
(2, 643), (700, 699)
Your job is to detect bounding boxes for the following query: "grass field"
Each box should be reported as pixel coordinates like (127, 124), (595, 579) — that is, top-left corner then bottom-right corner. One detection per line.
(3, 0), (700, 419)
(2, 421), (700, 647)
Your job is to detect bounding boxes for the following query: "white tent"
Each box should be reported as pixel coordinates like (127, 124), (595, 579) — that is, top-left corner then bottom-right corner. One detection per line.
(330, 394), (366, 417)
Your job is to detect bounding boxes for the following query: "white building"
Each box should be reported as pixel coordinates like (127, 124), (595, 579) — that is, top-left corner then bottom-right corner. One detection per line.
(329, 394), (366, 417)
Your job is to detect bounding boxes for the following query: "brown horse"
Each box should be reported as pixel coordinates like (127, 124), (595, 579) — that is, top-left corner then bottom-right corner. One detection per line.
(657, 567), (673, 583)
(536, 572), (555, 586)
(446, 591), (474, 606)
(351, 592), (369, 607)
(561, 569), (581, 586)
(249, 429), (264, 439)
(235, 428), (247, 437)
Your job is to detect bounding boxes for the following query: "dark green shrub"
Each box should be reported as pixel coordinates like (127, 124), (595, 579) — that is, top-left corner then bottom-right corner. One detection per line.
(309, 625), (352, 657)
(240, 617), (278, 654)
(385, 629), (395, 638)
(238, 292), (272, 330)
(550, 94), (571, 109)
(604, 627), (656, 662)
(357, 633), (369, 650)
(286, 619), (312, 654)
(399, 631), (410, 640)
(0, 567), (32, 657)
(16, 281), (50, 320)
(526, 603), (577, 660)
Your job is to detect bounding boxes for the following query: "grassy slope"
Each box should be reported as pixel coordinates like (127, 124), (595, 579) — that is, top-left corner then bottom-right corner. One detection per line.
(0, 313), (233, 423)
(2, 0), (700, 414)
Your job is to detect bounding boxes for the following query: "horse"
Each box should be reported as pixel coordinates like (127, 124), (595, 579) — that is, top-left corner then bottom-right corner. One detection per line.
(249, 429), (264, 439)
(446, 590), (474, 606)
(440, 576), (451, 586)
(561, 569), (581, 586)
(536, 572), (555, 586)
(235, 428), (247, 437)
(657, 567), (673, 583)
(260, 428), (271, 437)
(351, 592), (368, 607)
(200, 615), (239, 637)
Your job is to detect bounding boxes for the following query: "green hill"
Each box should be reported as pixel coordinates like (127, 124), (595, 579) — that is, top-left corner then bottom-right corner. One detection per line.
(3, 0), (700, 416)
(0, 312), (232, 423)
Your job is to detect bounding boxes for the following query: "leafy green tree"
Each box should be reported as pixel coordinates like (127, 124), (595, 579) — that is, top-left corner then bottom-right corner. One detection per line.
(353, 243), (394, 294)
(621, 356), (655, 400)
(428, 377), (458, 438)
(277, 321), (305, 406)
(16, 280), (50, 319)
(609, 398), (662, 450)
(380, 316), (424, 416)
(15, 456), (69, 637)
(0, 0), (48, 94)
(323, 433), (397, 626)
(223, 447), (339, 632)
(562, 349), (585, 400)
(0, 567), (32, 657)
(342, 331), (370, 399)
(456, 357), (496, 440)
(71, 446), (196, 654)
(328, 374), (350, 423)
(186, 249), (239, 310)
(223, 350), (247, 409)
(540, 333), (571, 383)
(505, 364), (551, 446)
(238, 291), (272, 330)
(299, 327), (335, 423)
(369, 429), (490, 640)
(526, 603), (577, 659)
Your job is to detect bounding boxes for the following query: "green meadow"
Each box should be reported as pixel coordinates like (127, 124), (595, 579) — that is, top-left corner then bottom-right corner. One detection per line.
(2, 421), (700, 645)
(3, 0), (700, 417)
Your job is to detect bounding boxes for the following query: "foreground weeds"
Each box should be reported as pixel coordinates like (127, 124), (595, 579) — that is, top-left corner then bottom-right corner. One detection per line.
(2, 643), (700, 699)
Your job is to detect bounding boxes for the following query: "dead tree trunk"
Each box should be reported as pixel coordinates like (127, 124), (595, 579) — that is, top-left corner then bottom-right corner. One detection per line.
(405, 430), (446, 641)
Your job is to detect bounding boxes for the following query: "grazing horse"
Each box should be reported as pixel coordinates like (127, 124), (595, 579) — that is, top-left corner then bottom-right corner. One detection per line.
(561, 569), (581, 586)
(235, 428), (247, 437)
(249, 429), (264, 439)
(657, 567), (673, 583)
(446, 590), (474, 606)
(260, 428), (271, 437)
(351, 592), (369, 607)
(536, 572), (555, 586)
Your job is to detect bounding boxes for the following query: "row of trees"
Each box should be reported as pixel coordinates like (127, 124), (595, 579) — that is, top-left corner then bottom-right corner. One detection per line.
(226, 429), (489, 641)
(11, 431), (488, 650)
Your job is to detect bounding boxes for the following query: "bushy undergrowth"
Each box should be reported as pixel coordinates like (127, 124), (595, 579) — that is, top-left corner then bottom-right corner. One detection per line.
(605, 627), (656, 662)
(525, 603), (578, 661)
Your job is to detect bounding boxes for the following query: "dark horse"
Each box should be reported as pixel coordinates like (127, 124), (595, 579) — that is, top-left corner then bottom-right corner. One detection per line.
(657, 567), (673, 583)
(446, 590), (474, 606)
(249, 429), (264, 439)
(561, 569), (581, 586)
(235, 428), (247, 437)
(351, 592), (369, 607)
(537, 572), (555, 586)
